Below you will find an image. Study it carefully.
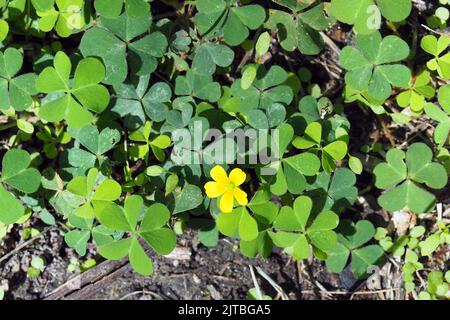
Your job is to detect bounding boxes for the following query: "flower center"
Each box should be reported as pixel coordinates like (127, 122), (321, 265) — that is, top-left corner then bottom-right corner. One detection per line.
(227, 181), (235, 191)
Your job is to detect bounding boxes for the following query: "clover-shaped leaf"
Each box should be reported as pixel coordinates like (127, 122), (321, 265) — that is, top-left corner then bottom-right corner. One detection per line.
(247, 187), (279, 228)
(267, 152), (322, 196)
(31, 0), (55, 12)
(98, 195), (143, 232)
(80, 12), (167, 84)
(266, 2), (331, 55)
(231, 65), (293, 112)
(307, 168), (358, 212)
(424, 85), (450, 146)
(0, 19), (8, 42)
(78, 125), (121, 156)
(216, 206), (259, 242)
(421, 35), (450, 79)
(374, 143), (448, 213)
(112, 75), (172, 129)
(293, 121), (348, 173)
(1, 149), (41, 194)
(260, 123), (321, 196)
(397, 70), (435, 114)
(94, 0), (150, 19)
(64, 228), (91, 256)
(129, 121), (171, 162)
(175, 69), (221, 102)
(66, 168), (122, 219)
(68, 125), (120, 174)
(437, 84), (450, 115)
(192, 43), (235, 76)
(330, 0), (412, 34)
(140, 204), (176, 259)
(0, 149), (41, 224)
(340, 31), (411, 102)
(36, 0), (86, 38)
(194, 0), (266, 46)
(0, 48), (38, 111)
(173, 183), (203, 214)
(269, 196), (339, 260)
(240, 231), (273, 260)
(98, 198), (175, 276)
(0, 185), (25, 225)
(37, 51), (110, 128)
(64, 214), (114, 256)
(326, 219), (384, 279)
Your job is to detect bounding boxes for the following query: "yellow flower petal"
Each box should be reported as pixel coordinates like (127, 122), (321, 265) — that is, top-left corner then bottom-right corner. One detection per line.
(210, 165), (228, 184)
(229, 168), (246, 186)
(219, 190), (234, 213)
(233, 187), (248, 206)
(204, 181), (227, 198)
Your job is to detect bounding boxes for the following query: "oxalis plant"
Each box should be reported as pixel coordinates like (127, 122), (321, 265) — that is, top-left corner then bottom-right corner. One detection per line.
(0, 0), (448, 301)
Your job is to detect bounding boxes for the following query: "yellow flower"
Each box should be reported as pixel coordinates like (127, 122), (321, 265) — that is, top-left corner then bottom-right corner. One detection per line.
(204, 165), (248, 213)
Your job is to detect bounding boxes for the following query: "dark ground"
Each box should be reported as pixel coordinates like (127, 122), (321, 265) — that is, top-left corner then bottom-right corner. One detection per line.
(1, 227), (383, 300)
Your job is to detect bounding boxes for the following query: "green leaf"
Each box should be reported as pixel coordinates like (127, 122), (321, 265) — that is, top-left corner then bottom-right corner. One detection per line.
(98, 238), (132, 260)
(266, 4), (330, 55)
(256, 32), (271, 57)
(175, 70), (221, 102)
(419, 233), (441, 256)
(271, 195), (339, 260)
(0, 20), (9, 42)
(238, 207), (259, 241)
(374, 143), (448, 213)
(0, 184), (25, 224)
(37, 52), (109, 128)
(31, 0), (55, 12)
(424, 103), (450, 146)
(65, 230), (90, 256)
(124, 195), (143, 230)
(293, 122), (322, 148)
(140, 228), (177, 255)
(247, 109), (269, 130)
(173, 184), (203, 214)
(373, 148), (407, 189)
(308, 211), (339, 232)
(241, 65), (257, 90)
(80, 12), (166, 84)
(1, 149), (41, 194)
(349, 155), (363, 174)
(35, 0), (86, 38)
(195, 1), (266, 46)
(325, 242), (350, 273)
(352, 245), (385, 279)
(72, 58), (110, 113)
(97, 202), (133, 231)
(135, 201), (175, 253)
(438, 84), (450, 114)
(129, 237), (153, 276)
(0, 48), (37, 111)
(192, 43), (235, 76)
(339, 32), (410, 102)
(77, 125), (121, 156)
(92, 179), (122, 202)
(95, 0), (150, 19)
(216, 207), (258, 241)
(140, 203), (170, 231)
(283, 153), (321, 176)
(330, 0), (411, 34)
(406, 143), (448, 189)
(323, 141), (348, 160)
(232, 65), (293, 110)
(378, 180), (436, 213)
